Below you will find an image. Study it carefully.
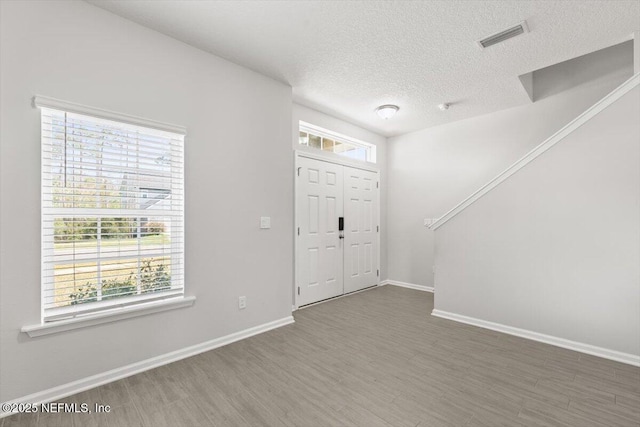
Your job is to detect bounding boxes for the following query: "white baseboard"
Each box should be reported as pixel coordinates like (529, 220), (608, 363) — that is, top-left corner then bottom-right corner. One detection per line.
(380, 279), (434, 293)
(1, 316), (295, 418)
(431, 309), (640, 367)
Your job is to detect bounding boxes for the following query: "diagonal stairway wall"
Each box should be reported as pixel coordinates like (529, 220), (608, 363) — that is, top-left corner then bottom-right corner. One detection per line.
(431, 75), (640, 364)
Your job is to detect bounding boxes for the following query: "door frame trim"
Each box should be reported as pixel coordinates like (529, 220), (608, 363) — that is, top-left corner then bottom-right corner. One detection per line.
(296, 150), (380, 173)
(293, 150), (381, 310)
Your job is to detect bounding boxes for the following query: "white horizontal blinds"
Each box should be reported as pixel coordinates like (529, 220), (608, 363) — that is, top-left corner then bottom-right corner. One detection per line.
(41, 108), (184, 320)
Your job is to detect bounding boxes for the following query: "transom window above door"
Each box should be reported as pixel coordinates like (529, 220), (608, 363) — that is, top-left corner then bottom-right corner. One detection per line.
(298, 121), (376, 163)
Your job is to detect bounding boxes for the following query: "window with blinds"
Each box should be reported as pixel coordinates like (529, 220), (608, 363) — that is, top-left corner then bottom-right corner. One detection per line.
(39, 102), (185, 322)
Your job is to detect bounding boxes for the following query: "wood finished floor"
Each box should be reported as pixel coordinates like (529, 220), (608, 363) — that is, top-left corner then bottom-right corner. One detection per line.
(3, 285), (639, 427)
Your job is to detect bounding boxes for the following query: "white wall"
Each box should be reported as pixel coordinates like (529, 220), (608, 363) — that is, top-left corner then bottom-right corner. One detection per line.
(386, 45), (634, 287)
(292, 104), (388, 280)
(434, 84), (640, 357)
(0, 1), (293, 402)
(635, 33), (640, 73)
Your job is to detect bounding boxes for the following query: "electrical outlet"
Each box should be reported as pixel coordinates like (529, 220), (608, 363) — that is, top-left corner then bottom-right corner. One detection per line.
(238, 296), (246, 309)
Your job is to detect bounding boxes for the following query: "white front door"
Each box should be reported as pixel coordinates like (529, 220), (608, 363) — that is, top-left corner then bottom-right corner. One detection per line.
(296, 157), (344, 306)
(344, 167), (379, 294)
(296, 155), (380, 307)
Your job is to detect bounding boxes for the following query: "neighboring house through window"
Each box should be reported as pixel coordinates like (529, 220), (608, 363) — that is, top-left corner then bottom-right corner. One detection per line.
(37, 98), (185, 322)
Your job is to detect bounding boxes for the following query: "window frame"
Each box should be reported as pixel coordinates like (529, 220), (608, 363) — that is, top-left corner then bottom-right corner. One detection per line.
(298, 121), (376, 163)
(33, 96), (189, 327)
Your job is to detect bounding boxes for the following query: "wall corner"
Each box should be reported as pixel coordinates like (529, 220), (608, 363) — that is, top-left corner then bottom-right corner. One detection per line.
(634, 31), (640, 74)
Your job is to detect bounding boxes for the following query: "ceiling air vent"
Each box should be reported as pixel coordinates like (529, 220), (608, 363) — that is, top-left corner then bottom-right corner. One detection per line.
(477, 21), (529, 49)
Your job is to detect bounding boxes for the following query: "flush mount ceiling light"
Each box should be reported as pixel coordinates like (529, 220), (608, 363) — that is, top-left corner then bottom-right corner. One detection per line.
(376, 104), (399, 119)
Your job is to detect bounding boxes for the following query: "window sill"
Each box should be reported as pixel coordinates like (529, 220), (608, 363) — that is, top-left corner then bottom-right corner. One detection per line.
(21, 296), (196, 338)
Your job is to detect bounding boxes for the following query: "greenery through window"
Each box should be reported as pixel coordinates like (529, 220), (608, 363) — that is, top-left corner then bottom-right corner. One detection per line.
(40, 107), (184, 320)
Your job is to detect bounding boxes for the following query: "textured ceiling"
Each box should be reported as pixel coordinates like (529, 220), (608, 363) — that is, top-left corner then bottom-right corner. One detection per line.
(87, 0), (639, 137)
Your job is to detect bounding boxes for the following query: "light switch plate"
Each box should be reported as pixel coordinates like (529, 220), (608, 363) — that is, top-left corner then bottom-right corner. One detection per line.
(260, 216), (271, 229)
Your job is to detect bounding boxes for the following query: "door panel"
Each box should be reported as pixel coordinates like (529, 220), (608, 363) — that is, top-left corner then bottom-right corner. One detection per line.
(308, 195), (319, 233)
(343, 167), (379, 294)
(350, 244), (359, 277)
(296, 157), (344, 306)
(296, 156), (379, 306)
